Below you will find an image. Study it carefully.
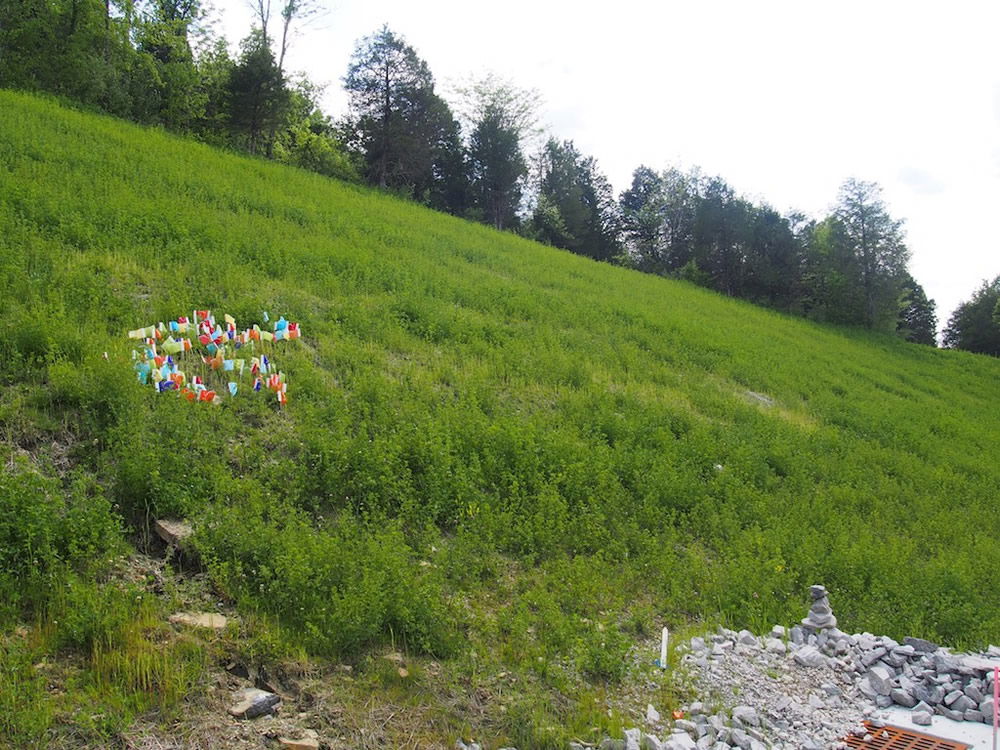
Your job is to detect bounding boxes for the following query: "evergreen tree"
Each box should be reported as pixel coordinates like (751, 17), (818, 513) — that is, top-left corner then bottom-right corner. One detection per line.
(227, 30), (288, 155)
(344, 26), (460, 204)
(896, 274), (937, 345)
(468, 104), (526, 229)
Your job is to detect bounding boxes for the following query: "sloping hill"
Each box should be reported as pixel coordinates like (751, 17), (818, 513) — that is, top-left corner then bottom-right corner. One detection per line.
(1, 90), (999, 747)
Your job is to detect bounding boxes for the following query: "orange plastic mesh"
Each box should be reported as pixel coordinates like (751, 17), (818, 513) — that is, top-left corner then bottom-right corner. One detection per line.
(842, 721), (971, 750)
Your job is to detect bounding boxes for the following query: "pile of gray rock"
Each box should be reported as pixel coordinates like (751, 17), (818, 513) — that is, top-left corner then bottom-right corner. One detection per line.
(587, 584), (999, 750)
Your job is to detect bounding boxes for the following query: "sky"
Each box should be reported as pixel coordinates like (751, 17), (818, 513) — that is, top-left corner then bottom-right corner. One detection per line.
(208, 0), (1000, 325)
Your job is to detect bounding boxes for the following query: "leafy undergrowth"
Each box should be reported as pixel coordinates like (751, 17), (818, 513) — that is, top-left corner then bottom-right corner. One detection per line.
(1, 89), (998, 746)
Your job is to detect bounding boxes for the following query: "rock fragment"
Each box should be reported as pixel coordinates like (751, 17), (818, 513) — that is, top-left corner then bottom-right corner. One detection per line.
(228, 688), (280, 719)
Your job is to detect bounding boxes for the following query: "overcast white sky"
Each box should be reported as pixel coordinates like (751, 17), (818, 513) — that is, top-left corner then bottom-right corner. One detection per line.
(209, 0), (1000, 325)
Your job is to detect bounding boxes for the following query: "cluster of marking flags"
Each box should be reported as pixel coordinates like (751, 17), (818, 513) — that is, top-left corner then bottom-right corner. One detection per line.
(128, 310), (301, 405)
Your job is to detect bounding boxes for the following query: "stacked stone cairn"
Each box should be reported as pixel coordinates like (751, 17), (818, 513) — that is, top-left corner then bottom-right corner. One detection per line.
(801, 585), (836, 632)
(585, 584), (999, 750)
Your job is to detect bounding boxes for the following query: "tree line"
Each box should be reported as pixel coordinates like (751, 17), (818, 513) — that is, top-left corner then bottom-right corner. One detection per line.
(2, 3), (995, 353)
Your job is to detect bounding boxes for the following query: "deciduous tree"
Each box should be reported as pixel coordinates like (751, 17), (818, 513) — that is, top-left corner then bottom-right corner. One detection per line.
(943, 276), (1000, 356)
(533, 139), (620, 262)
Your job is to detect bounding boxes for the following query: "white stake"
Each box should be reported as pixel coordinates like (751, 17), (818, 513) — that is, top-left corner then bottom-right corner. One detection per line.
(660, 627), (669, 669)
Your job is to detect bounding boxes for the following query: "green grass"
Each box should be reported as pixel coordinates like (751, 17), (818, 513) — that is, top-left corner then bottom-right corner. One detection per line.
(1, 89), (999, 745)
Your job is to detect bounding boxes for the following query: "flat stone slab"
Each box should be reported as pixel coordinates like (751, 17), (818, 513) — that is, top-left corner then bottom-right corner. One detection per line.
(155, 518), (193, 546)
(168, 612), (227, 630)
(961, 655), (1000, 673)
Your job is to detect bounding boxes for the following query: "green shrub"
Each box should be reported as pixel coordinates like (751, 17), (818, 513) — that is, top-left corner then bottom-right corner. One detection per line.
(0, 639), (52, 748)
(0, 462), (122, 622)
(576, 623), (630, 683)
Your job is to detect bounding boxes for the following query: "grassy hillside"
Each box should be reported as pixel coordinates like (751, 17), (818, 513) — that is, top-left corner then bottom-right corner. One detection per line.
(1, 90), (999, 747)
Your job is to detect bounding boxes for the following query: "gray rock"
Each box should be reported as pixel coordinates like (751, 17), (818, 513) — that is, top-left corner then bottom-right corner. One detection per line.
(793, 645), (826, 668)
(963, 655), (1000, 674)
(227, 688), (280, 719)
(858, 677), (878, 700)
(912, 710), (933, 726)
(732, 706), (759, 727)
(674, 720), (697, 735)
(861, 647), (887, 667)
(666, 732), (697, 750)
(876, 695), (893, 708)
(966, 683), (984, 703)
(625, 728), (642, 750)
(790, 626), (805, 645)
(641, 733), (663, 750)
(913, 700), (932, 714)
(890, 688), (916, 707)
(979, 697), (995, 720)
(950, 695), (975, 713)
(934, 654), (961, 674)
(903, 636), (939, 653)
(868, 665), (893, 695)
(647, 704), (661, 723)
(913, 683), (944, 705)
(892, 645), (916, 658)
(934, 705), (964, 721)
(964, 709), (984, 723)
(764, 638), (786, 654)
(728, 728), (750, 749)
(770, 625), (786, 638)
(600, 740), (626, 750)
(883, 651), (907, 668)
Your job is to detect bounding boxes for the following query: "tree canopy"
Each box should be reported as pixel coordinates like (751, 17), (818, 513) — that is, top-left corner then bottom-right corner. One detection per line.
(943, 276), (1000, 356)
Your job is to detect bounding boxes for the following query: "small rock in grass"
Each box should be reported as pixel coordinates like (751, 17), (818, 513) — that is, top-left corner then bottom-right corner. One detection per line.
(154, 518), (192, 546)
(278, 734), (319, 750)
(647, 703), (661, 723)
(228, 688), (279, 719)
(168, 612), (227, 630)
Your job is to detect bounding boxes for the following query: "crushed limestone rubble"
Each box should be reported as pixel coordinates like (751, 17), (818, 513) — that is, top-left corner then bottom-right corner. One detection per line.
(589, 584), (999, 750)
